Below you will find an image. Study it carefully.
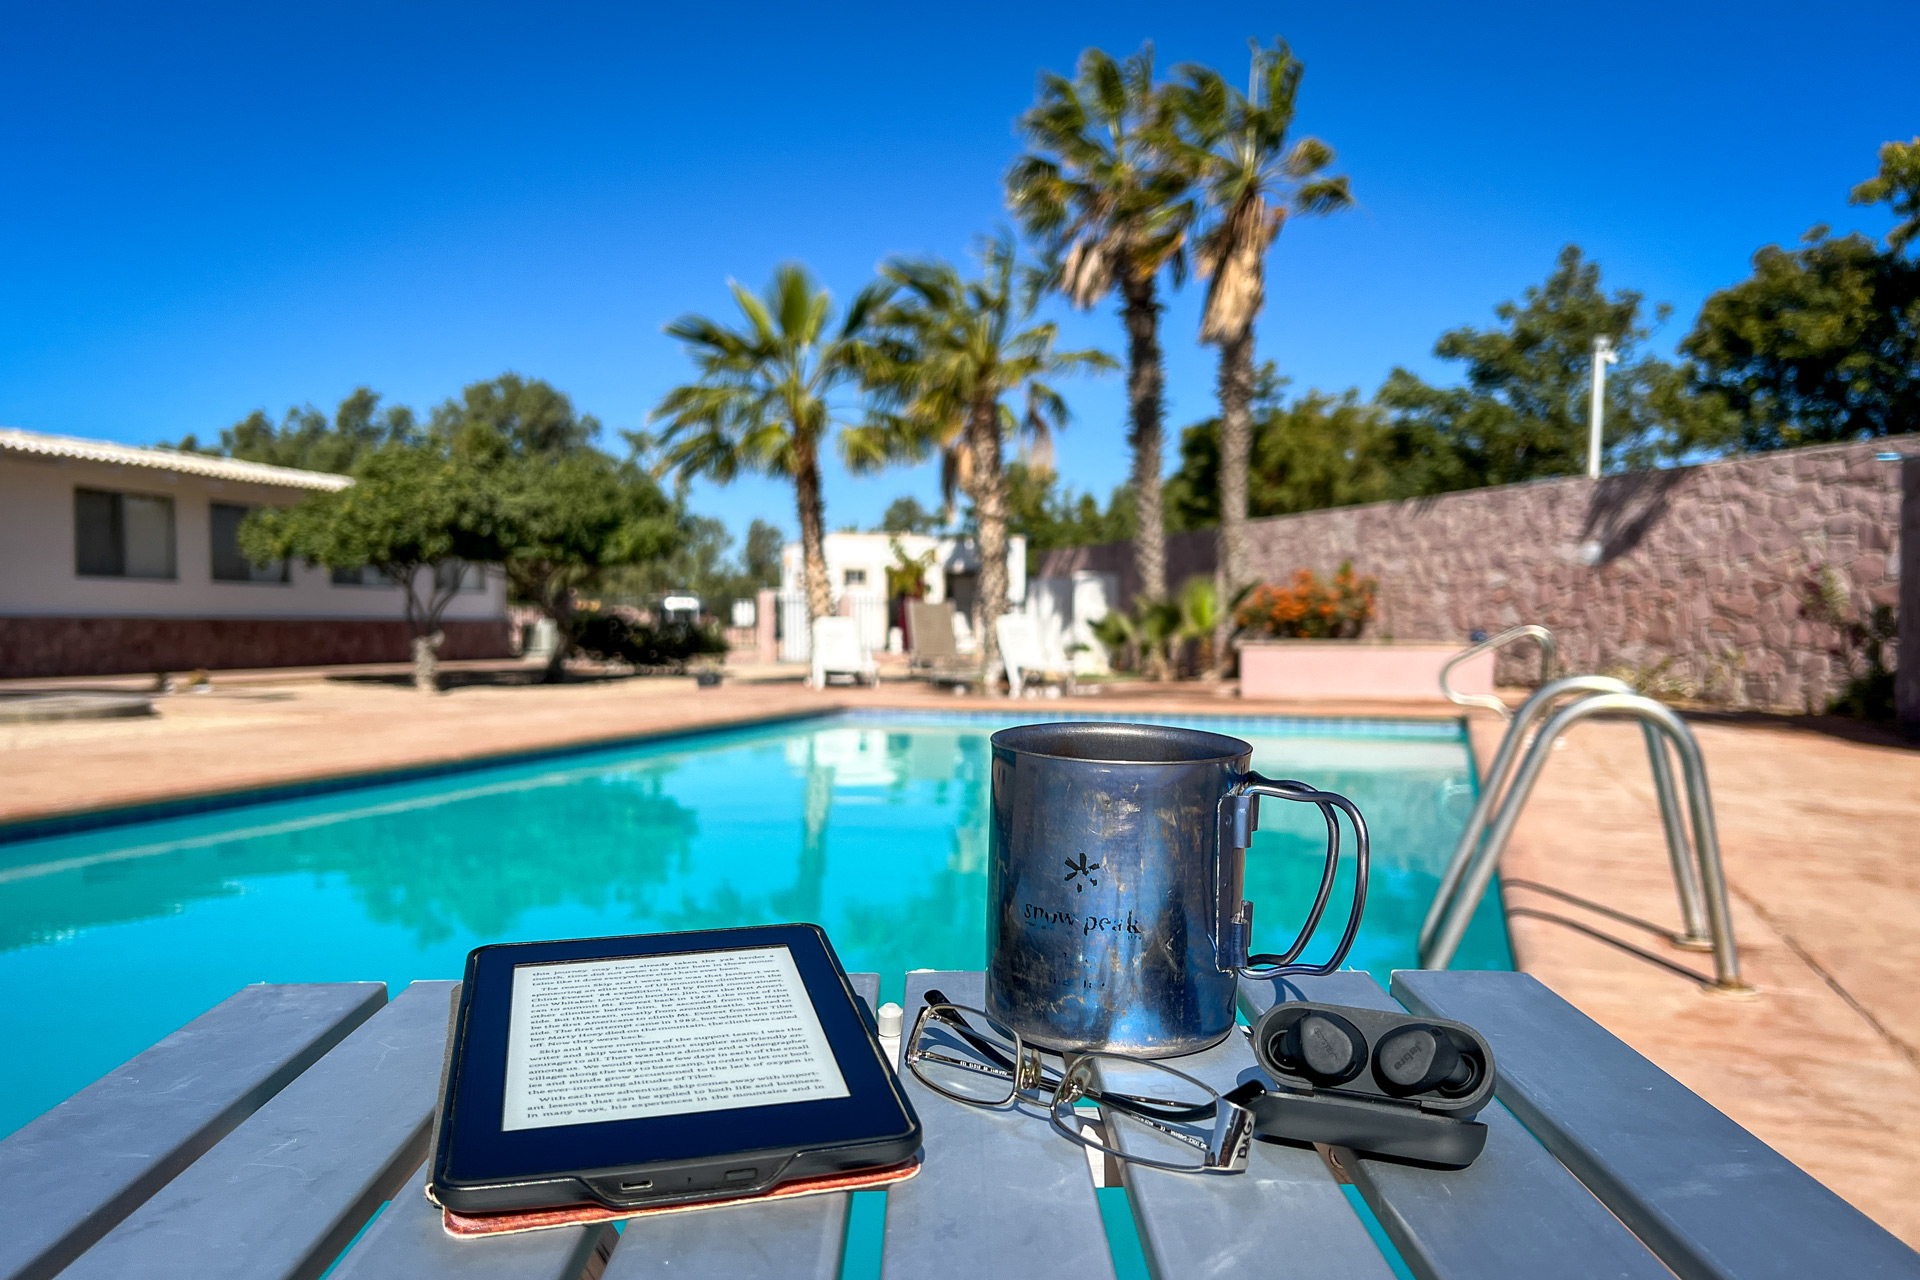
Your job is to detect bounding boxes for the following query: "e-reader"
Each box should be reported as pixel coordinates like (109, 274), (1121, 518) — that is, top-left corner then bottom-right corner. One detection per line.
(427, 924), (922, 1216)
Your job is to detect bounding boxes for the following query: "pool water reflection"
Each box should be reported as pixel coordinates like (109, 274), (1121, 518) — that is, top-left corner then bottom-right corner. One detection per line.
(0, 712), (1509, 1137)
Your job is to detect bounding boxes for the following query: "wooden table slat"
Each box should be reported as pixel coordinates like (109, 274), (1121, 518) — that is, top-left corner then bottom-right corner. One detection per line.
(1393, 969), (1920, 1280)
(1241, 973), (1672, 1280)
(882, 972), (1117, 1280)
(60, 980), (458, 1280)
(0, 981), (386, 1280)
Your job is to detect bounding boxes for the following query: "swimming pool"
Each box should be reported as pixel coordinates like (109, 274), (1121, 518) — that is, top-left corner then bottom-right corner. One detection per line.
(0, 710), (1510, 1138)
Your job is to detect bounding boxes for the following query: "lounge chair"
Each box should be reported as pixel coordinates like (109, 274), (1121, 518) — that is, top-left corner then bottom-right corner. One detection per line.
(905, 600), (983, 690)
(996, 612), (1075, 698)
(810, 616), (879, 689)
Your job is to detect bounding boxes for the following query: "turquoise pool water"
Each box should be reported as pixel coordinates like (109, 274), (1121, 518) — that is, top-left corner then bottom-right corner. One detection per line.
(0, 710), (1509, 1138)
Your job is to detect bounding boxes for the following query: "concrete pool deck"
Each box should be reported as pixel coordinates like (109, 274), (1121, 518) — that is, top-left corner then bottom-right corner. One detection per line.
(3, 663), (1917, 1245)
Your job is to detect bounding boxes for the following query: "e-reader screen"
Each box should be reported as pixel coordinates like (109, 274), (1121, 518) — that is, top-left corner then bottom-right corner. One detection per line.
(501, 945), (851, 1131)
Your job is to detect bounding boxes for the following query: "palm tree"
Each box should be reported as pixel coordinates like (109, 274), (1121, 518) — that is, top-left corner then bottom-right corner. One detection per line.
(850, 235), (1114, 694)
(1007, 44), (1191, 607)
(1172, 40), (1351, 677)
(651, 265), (886, 624)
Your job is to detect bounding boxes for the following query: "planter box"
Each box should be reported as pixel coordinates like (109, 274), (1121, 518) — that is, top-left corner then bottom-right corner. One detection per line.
(1238, 640), (1490, 702)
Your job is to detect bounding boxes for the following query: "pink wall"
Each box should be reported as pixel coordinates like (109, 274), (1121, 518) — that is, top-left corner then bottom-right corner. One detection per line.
(1239, 642), (1494, 702)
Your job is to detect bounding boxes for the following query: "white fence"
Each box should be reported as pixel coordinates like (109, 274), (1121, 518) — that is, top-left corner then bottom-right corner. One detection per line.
(775, 592), (892, 663)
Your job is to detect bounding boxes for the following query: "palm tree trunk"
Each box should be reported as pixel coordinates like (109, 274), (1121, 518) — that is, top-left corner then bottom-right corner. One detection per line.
(793, 447), (833, 625)
(1121, 275), (1167, 605)
(1213, 330), (1254, 679)
(968, 398), (1009, 699)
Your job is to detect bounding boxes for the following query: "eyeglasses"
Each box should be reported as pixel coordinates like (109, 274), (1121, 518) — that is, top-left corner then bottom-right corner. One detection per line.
(904, 993), (1254, 1175)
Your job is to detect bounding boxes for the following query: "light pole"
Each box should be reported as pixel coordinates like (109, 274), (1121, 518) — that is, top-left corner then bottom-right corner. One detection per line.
(1588, 335), (1618, 480)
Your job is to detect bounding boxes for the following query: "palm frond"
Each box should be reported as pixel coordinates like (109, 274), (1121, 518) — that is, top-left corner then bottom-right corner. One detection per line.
(1283, 137), (1336, 179)
(1009, 42), (1190, 308)
(1177, 39), (1350, 346)
(1293, 174), (1353, 216)
(729, 279), (778, 346)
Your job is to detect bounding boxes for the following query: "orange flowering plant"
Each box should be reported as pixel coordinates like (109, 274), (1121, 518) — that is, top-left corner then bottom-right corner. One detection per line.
(1234, 562), (1377, 640)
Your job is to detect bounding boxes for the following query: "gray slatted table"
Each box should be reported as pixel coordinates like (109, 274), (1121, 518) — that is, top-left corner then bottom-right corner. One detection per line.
(1239, 973), (1672, 1280)
(1393, 970), (1920, 1280)
(0, 981), (385, 1280)
(8, 970), (1918, 1280)
(1098, 972), (1396, 1280)
(881, 971), (1117, 1280)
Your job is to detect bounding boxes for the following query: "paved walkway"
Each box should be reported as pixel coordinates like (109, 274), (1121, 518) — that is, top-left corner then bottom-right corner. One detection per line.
(4, 665), (1917, 1244)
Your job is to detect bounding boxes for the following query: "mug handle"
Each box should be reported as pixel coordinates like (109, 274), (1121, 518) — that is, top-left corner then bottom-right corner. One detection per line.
(1221, 776), (1370, 978)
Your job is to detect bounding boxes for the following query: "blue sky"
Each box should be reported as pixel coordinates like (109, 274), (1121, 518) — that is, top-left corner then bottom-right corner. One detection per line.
(1, 1), (1913, 550)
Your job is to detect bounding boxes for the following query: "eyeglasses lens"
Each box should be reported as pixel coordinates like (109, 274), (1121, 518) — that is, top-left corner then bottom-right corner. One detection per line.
(911, 1004), (1021, 1105)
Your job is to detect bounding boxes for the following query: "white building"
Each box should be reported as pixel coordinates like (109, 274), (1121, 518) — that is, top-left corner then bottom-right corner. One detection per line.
(0, 428), (509, 678)
(776, 531), (1027, 659)
(779, 531), (1028, 612)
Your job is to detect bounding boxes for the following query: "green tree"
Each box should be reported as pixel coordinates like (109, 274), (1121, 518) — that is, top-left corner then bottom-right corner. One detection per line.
(1008, 43), (1192, 605)
(1683, 145), (1920, 449)
(1377, 246), (1729, 487)
(433, 375), (680, 681)
(1171, 39), (1351, 675)
(1001, 461), (1135, 569)
(1850, 137), (1920, 253)
(879, 495), (942, 533)
(606, 515), (785, 607)
(853, 235), (1114, 692)
(1682, 232), (1919, 448)
(740, 518), (784, 589)
(490, 452), (681, 680)
(430, 372), (598, 456)
(166, 387), (419, 473)
(652, 264), (887, 624)
(1175, 574), (1222, 674)
(1164, 371), (1397, 529)
(240, 443), (503, 692)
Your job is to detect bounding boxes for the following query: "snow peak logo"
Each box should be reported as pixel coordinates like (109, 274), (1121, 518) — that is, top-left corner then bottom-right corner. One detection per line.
(1022, 903), (1144, 936)
(1063, 853), (1099, 891)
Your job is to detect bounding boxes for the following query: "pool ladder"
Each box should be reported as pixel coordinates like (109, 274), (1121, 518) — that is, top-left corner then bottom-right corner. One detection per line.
(1422, 626), (1747, 991)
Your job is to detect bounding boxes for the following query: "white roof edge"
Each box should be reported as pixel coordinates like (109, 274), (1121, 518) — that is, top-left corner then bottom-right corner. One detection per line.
(0, 427), (353, 491)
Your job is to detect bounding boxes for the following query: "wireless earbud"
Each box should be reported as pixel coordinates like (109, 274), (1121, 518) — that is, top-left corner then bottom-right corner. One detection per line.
(1372, 1024), (1481, 1097)
(1267, 1010), (1367, 1086)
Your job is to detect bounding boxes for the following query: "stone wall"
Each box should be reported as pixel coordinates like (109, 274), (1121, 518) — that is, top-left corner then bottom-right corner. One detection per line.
(0, 617), (513, 678)
(1038, 441), (1908, 712)
(1901, 457), (1920, 735)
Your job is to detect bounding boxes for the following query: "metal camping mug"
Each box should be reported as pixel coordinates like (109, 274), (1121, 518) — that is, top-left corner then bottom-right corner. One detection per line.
(985, 722), (1370, 1057)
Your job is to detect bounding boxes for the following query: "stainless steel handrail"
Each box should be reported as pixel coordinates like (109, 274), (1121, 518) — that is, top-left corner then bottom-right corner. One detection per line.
(1419, 675), (1708, 957)
(1421, 692), (1744, 991)
(1439, 625), (1558, 721)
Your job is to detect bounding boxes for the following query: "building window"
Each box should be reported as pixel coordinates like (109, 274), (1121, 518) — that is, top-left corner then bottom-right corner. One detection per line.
(75, 488), (176, 579)
(843, 568), (868, 587)
(331, 565), (388, 587)
(209, 503), (288, 583)
(435, 560), (485, 593)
